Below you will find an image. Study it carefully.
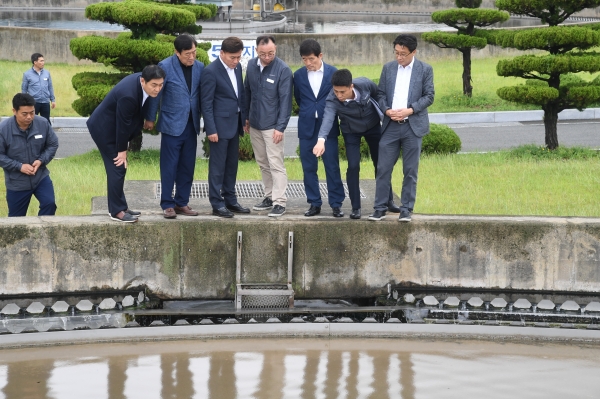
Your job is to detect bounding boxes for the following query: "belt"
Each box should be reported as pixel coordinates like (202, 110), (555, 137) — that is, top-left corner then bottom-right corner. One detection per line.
(395, 119), (408, 124)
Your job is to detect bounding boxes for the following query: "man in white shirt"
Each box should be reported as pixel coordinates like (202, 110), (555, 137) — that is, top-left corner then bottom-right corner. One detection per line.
(369, 34), (435, 222)
(293, 39), (345, 218)
(201, 37), (250, 217)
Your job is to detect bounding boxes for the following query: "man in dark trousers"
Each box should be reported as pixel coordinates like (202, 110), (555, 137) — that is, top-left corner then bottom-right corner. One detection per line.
(293, 39), (345, 218)
(87, 65), (165, 223)
(201, 36), (250, 218)
(370, 34), (435, 222)
(313, 69), (398, 220)
(0, 93), (58, 217)
(145, 34), (203, 219)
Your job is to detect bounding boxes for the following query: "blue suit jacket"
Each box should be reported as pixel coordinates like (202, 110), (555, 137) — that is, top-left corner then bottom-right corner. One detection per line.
(87, 72), (145, 153)
(293, 62), (339, 140)
(200, 58), (245, 140)
(145, 54), (203, 136)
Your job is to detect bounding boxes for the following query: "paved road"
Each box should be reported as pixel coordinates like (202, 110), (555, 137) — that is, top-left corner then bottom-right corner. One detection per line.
(53, 120), (600, 159)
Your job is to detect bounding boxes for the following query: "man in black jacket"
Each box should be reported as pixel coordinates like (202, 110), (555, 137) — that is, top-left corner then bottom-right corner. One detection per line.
(87, 65), (165, 223)
(0, 93), (58, 217)
(313, 69), (397, 219)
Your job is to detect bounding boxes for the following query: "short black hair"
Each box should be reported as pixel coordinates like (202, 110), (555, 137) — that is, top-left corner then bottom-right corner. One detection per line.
(141, 65), (166, 82)
(256, 35), (276, 47)
(331, 69), (353, 87)
(31, 53), (43, 64)
(174, 34), (197, 53)
(393, 34), (418, 53)
(221, 36), (244, 53)
(299, 39), (321, 57)
(13, 93), (36, 111)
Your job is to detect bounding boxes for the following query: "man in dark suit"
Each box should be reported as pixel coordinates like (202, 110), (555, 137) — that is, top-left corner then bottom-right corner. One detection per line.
(201, 37), (250, 218)
(313, 70), (397, 219)
(87, 65), (165, 222)
(370, 34), (435, 222)
(293, 39), (345, 218)
(145, 34), (203, 219)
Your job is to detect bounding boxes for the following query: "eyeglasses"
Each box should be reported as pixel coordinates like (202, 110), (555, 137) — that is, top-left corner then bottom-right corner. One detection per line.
(394, 51), (413, 58)
(258, 52), (276, 59)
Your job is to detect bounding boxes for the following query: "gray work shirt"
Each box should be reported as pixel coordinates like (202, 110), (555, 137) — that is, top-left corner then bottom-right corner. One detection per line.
(243, 56), (293, 132)
(22, 67), (56, 104)
(0, 116), (59, 191)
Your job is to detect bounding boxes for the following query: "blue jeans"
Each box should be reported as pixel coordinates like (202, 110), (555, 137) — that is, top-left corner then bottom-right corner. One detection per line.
(6, 175), (56, 217)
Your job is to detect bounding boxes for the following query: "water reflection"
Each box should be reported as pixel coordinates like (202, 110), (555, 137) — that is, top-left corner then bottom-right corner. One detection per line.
(1, 339), (600, 398)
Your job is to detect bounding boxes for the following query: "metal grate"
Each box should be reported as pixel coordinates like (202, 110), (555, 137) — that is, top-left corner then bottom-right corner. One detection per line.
(156, 182), (365, 199)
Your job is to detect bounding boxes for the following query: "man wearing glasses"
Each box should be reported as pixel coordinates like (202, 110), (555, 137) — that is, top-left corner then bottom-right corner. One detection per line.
(369, 34), (435, 222)
(244, 35), (293, 217)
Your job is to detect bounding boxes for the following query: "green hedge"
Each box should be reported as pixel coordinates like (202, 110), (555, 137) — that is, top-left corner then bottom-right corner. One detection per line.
(423, 123), (462, 154)
(202, 134), (255, 161)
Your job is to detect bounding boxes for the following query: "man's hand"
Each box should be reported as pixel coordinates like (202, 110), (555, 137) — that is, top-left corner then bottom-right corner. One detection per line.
(32, 160), (42, 175)
(313, 140), (326, 157)
(244, 120), (250, 133)
(51, 102), (56, 110)
(20, 163), (35, 175)
(143, 120), (155, 130)
(208, 133), (219, 143)
(114, 151), (127, 168)
(273, 130), (283, 144)
(386, 108), (413, 121)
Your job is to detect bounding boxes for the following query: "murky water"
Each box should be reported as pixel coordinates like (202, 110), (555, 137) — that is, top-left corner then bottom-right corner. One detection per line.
(0, 10), (543, 32)
(1, 338), (600, 398)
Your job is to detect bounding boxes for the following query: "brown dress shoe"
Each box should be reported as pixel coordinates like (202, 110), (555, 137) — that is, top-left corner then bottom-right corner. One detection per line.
(163, 208), (177, 219)
(174, 205), (199, 216)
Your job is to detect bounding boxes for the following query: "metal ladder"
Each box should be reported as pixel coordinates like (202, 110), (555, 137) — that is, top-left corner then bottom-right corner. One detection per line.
(235, 231), (295, 310)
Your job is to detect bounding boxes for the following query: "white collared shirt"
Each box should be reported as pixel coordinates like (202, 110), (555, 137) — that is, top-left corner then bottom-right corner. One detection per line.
(391, 57), (414, 110)
(345, 87), (360, 103)
(307, 61), (324, 117)
(220, 56), (238, 98)
(141, 79), (149, 106)
(257, 57), (265, 72)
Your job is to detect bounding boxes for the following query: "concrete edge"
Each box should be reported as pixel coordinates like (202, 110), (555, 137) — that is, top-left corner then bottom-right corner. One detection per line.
(1, 323), (599, 349)
(2, 108), (598, 129)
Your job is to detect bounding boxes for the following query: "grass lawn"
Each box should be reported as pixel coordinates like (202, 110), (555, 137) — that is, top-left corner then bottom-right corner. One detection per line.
(3, 149), (599, 218)
(4, 57), (599, 117)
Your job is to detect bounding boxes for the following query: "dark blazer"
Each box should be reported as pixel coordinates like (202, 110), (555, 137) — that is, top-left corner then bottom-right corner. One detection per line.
(145, 54), (203, 136)
(378, 57), (435, 137)
(87, 72), (145, 153)
(293, 62), (339, 139)
(201, 58), (245, 140)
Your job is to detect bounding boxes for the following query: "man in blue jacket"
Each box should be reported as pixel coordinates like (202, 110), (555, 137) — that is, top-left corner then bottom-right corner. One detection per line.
(21, 53), (56, 124)
(313, 70), (398, 219)
(0, 93), (58, 216)
(244, 35), (293, 217)
(293, 39), (345, 218)
(201, 37), (250, 218)
(145, 34), (203, 219)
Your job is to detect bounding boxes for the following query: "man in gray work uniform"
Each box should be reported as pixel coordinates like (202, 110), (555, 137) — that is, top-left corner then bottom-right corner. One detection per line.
(22, 53), (56, 124)
(244, 35), (293, 217)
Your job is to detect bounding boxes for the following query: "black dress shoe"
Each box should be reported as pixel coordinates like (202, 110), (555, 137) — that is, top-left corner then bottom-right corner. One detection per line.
(350, 209), (361, 219)
(332, 207), (344, 217)
(304, 205), (321, 217)
(213, 207), (234, 218)
(227, 203), (251, 213)
(387, 201), (401, 213)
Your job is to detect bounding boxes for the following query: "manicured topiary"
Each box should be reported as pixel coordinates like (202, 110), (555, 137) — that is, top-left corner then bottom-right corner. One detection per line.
(481, 0), (600, 149)
(69, 0), (216, 151)
(422, 0), (509, 97)
(422, 123), (462, 155)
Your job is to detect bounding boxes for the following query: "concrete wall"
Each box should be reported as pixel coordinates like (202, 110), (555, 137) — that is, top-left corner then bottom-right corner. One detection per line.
(0, 27), (119, 64)
(0, 0), (116, 7)
(0, 26), (532, 65)
(2, 215), (600, 299)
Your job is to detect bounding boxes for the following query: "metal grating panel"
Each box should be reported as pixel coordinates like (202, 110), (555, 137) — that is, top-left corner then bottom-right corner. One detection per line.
(241, 295), (290, 309)
(156, 182), (366, 199)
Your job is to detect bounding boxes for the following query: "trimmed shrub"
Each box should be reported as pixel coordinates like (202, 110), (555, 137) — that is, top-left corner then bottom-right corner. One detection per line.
(202, 134), (255, 161)
(422, 123), (462, 155)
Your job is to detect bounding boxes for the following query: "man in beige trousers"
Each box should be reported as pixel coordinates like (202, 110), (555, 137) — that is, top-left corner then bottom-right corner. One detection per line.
(243, 35), (293, 217)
